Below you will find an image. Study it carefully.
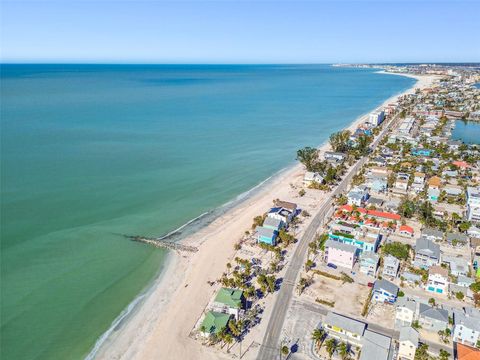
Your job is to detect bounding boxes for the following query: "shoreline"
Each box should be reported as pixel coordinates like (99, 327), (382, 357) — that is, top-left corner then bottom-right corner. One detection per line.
(93, 71), (435, 360)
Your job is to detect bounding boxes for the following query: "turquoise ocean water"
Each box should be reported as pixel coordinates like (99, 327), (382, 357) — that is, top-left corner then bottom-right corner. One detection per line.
(0, 64), (415, 360)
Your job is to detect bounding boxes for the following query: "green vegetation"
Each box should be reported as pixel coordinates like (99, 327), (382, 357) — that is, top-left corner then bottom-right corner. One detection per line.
(315, 298), (335, 307)
(398, 197), (416, 218)
(340, 272), (354, 284)
(312, 328), (326, 352)
(313, 270), (342, 281)
(329, 130), (351, 153)
(382, 242), (410, 260)
(296, 147), (318, 172)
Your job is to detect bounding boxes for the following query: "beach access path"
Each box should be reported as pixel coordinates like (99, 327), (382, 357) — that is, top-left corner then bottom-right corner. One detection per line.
(94, 73), (437, 360)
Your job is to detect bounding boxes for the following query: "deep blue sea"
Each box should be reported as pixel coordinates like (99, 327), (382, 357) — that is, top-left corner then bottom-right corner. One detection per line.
(0, 64), (415, 360)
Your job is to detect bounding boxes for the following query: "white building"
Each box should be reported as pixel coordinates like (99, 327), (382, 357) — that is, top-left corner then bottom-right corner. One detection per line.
(453, 308), (480, 348)
(467, 187), (480, 223)
(395, 298), (416, 329)
(426, 266), (449, 295)
(368, 110), (385, 127)
(398, 326), (419, 360)
(303, 171), (324, 186)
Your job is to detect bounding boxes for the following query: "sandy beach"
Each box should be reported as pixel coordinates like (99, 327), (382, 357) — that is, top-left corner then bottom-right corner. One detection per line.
(94, 71), (438, 360)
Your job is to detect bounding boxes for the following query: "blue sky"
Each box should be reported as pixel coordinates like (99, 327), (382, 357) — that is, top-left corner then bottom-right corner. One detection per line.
(1, 0), (479, 63)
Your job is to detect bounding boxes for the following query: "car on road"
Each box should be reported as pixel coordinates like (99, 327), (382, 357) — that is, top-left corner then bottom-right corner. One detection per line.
(327, 263), (337, 269)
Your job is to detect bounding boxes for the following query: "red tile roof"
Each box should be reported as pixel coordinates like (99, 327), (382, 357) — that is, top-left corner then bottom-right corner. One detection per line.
(339, 205), (400, 221)
(367, 209), (401, 221)
(452, 160), (471, 169)
(399, 225), (414, 234)
(457, 344), (480, 360)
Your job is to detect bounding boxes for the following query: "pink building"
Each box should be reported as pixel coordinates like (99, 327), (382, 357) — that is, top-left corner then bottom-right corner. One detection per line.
(324, 239), (357, 269)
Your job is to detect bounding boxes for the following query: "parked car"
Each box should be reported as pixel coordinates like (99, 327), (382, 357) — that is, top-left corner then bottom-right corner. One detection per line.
(367, 282), (374, 288)
(327, 263), (337, 269)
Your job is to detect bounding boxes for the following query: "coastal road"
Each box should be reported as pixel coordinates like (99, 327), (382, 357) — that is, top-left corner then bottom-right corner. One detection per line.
(257, 109), (405, 360)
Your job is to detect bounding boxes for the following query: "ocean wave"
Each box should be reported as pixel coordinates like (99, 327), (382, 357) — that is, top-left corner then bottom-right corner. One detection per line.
(85, 294), (146, 360)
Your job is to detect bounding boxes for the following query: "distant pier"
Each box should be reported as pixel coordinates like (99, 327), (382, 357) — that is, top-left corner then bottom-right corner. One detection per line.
(126, 235), (198, 253)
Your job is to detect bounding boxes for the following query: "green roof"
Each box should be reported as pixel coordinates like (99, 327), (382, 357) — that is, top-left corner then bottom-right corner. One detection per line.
(200, 311), (231, 335)
(214, 287), (243, 309)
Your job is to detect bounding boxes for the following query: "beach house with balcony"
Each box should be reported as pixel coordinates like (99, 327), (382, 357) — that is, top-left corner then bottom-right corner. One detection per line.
(414, 237), (441, 269)
(395, 298), (417, 329)
(262, 217), (283, 231)
(303, 171), (324, 186)
(255, 226), (278, 246)
(426, 266), (449, 295)
(359, 251), (380, 277)
(212, 288), (245, 320)
(372, 279), (399, 304)
(347, 186), (370, 207)
(324, 240), (358, 270)
(453, 308), (480, 348)
(383, 255), (400, 279)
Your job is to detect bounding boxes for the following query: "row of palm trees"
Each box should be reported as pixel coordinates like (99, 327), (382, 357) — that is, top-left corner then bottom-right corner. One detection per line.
(312, 328), (352, 360)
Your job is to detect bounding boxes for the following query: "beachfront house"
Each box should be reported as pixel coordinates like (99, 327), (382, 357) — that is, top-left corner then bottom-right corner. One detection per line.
(398, 327), (419, 360)
(262, 216), (283, 231)
(372, 279), (399, 304)
(200, 311), (232, 338)
(324, 240), (357, 270)
(323, 312), (366, 346)
(324, 151), (347, 164)
(303, 171), (324, 186)
(382, 255), (400, 279)
(212, 288), (245, 320)
(255, 226), (278, 246)
(359, 251), (379, 277)
(414, 237), (441, 269)
(426, 266), (449, 295)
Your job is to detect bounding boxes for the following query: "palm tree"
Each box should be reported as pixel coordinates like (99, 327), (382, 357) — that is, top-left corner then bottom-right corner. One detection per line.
(338, 342), (349, 360)
(311, 328), (325, 351)
(325, 338), (337, 359)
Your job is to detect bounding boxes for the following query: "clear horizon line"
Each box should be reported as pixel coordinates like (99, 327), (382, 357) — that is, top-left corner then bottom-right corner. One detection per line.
(1, 61), (480, 65)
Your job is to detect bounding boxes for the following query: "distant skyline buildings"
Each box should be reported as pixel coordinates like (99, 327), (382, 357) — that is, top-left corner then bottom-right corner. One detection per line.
(1, 0), (479, 63)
